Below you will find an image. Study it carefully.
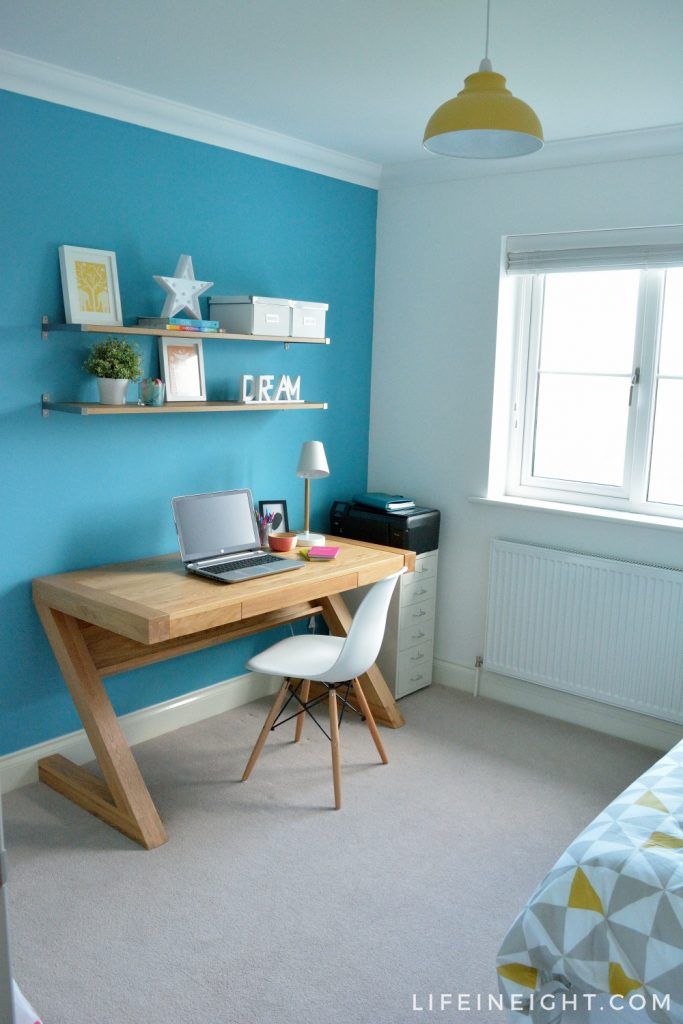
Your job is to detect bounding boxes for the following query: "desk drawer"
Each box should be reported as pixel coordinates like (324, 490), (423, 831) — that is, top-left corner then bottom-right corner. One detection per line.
(396, 639), (434, 697)
(413, 551), (438, 581)
(400, 597), (435, 631)
(399, 616), (435, 652)
(401, 574), (436, 607)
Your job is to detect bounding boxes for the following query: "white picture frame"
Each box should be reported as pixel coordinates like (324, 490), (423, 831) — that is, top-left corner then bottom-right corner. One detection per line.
(158, 338), (206, 402)
(58, 245), (123, 325)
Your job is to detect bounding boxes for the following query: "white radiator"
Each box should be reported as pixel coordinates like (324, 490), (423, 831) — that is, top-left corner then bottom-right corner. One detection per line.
(484, 540), (683, 723)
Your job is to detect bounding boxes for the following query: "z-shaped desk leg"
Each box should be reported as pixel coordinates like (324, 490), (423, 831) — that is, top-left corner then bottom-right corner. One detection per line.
(34, 599), (168, 850)
(319, 593), (405, 729)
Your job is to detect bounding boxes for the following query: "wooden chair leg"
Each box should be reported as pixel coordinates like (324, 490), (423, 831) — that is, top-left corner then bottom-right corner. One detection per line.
(328, 688), (342, 810)
(352, 678), (389, 764)
(294, 679), (311, 742)
(242, 679), (291, 781)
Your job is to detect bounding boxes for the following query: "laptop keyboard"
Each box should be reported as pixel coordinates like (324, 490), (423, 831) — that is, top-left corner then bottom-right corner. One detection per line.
(200, 554), (283, 576)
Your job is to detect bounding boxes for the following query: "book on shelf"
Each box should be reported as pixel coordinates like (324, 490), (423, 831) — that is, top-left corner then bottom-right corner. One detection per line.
(137, 316), (219, 331)
(165, 324), (218, 333)
(352, 492), (416, 512)
(169, 317), (219, 328)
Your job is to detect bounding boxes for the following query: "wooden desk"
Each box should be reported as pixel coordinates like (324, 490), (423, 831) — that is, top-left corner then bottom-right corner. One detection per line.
(32, 538), (414, 849)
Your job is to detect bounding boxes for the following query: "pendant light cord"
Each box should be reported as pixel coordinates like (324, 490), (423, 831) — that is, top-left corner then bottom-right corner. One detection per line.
(479, 0), (493, 71)
(485, 0), (491, 60)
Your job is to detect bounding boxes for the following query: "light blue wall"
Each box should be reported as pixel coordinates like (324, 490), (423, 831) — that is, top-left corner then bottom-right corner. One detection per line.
(0, 90), (377, 756)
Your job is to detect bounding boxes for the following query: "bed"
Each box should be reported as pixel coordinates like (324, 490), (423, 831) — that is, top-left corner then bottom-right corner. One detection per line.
(497, 740), (683, 1024)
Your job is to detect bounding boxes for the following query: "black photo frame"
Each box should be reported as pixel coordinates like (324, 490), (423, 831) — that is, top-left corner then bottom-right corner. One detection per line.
(258, 499), (289, 533)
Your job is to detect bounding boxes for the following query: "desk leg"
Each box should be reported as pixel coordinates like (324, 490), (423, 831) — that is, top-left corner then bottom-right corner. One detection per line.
(34, 599), (168, 850)
(319, 594), (405, 729)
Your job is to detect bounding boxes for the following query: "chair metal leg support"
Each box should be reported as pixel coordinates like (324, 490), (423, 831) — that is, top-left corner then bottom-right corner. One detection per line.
(272, 689), (332, 739)
(337, 681), (353, 727)
(271, 681), (363, 740)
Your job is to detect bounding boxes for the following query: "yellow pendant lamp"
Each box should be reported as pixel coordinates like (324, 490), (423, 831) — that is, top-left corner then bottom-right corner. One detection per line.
(423, 0), (543, 159)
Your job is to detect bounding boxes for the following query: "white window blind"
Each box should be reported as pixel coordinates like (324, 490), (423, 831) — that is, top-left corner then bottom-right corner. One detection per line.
(506, 242), (683, 275)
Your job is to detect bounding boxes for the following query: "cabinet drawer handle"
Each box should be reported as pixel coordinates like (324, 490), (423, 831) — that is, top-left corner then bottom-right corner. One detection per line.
(416, 566), (427, 574)
(411, 651), (424, 661)
(412, 609), (426, 618)
(410, 674), (424, 683)
(415, 587), (427, 596)
(411, 630), (425, 639)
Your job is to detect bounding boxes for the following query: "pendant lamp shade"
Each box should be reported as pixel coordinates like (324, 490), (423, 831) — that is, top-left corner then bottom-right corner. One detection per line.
(423, 0), (543, 160)
(424, 59), (543, 158)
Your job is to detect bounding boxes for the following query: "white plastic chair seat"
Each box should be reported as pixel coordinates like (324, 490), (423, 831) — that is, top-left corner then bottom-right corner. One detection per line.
(247, 634), (346, 682)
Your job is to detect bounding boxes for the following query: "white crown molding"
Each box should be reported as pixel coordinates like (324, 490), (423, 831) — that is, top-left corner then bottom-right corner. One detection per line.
(0, 48), (382, 190)
(0, 670), (279, 794)
(381, 123), (683, 189)
(2, 48), (681, 195)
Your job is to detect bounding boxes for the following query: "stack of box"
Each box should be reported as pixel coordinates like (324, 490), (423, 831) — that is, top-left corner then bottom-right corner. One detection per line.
(208, 296), (328, 339)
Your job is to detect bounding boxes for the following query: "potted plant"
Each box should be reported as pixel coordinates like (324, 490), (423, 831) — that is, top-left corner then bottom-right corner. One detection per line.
(83, 336), (142, 405)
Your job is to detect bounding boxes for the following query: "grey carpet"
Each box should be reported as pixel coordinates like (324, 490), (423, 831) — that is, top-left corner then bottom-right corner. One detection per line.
(3, 685), (658, 1024)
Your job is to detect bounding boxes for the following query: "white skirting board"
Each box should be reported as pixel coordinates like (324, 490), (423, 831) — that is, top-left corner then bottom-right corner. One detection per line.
(433, 659), (683, 752)
(0, 671), (279, 794)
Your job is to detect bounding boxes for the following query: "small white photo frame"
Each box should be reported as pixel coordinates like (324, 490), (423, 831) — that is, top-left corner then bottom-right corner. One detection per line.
(158, 338), (206, 402)
(58, 245), (123, 325)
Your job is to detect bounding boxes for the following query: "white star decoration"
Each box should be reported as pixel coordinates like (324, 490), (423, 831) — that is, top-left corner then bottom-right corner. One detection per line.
(153, 255), (213, 319)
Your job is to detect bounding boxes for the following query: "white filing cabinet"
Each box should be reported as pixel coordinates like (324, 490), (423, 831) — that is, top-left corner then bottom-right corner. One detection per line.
(343, 549), (438, 698)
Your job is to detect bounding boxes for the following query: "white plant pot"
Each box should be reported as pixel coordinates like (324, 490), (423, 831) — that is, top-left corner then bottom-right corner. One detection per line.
(96, 377), (129, 405)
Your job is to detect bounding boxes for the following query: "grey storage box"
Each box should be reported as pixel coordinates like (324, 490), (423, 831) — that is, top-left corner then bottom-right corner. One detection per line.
(291, 300), (328, 339)
(209, 295), (291, 337)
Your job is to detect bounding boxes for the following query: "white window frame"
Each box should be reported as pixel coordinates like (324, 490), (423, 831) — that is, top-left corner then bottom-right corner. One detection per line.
(502, 265), (683, 521)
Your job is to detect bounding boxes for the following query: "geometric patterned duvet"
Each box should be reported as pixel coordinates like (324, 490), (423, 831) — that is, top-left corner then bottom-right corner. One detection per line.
(497, 740), (683, 1024)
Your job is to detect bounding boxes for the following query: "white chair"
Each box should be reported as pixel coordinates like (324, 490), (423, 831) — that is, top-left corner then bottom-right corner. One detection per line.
(242, 568), (406, 809)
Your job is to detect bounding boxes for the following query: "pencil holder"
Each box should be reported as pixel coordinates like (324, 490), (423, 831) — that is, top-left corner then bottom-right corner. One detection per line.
(258, 522), (271, 547)
(139, 378), (165, 406)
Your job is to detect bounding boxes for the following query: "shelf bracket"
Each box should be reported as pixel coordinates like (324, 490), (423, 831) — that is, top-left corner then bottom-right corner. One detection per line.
(42, 393), (50, 417)
(41, 315), (49, 340)
(283, 341), (290, 351)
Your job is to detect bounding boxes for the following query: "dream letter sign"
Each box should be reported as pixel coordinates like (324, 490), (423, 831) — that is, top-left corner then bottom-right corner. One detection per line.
(240, 374), (302, 403)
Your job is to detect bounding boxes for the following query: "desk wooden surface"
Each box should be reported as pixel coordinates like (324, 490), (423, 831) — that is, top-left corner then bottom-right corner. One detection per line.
(32, 537), (415, 848)
(33, 537), (415, 645)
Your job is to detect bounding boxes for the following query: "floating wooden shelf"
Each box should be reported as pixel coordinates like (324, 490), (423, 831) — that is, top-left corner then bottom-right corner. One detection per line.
(41, 317), (330, 345)
(41, 396), (327, 416)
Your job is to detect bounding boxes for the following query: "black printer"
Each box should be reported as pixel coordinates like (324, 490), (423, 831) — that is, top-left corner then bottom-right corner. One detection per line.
(329, 501), (440, 555)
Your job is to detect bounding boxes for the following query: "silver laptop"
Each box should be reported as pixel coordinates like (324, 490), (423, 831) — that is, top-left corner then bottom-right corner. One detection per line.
(171, 488), (303, 583)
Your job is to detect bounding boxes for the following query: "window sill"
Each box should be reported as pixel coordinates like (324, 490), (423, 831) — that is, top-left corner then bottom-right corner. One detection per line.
(469, 495), (683, 533)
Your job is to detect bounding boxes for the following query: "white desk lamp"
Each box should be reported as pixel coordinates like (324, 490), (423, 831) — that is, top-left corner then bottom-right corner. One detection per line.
(296, 440), (329, 546)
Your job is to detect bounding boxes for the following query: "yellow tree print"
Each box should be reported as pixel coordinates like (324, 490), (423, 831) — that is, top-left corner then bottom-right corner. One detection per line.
(75, 260), (111, 314)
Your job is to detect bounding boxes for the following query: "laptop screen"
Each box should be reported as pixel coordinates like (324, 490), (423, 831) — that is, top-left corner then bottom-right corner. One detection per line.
(172, 489), (260, 562)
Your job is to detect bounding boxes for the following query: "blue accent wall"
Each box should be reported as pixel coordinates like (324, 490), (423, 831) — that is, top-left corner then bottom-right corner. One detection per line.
(0, 90), (377, 756)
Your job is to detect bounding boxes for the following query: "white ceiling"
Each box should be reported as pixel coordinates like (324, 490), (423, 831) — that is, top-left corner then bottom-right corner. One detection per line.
(2, 0), (682, 167)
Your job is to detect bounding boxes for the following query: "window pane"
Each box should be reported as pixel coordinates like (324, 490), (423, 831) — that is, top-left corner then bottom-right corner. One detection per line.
(648, 379), (683, 506)
(659, 268), (683, 376)
(539, 270), (639, 373)
(533, 374), (631, 485)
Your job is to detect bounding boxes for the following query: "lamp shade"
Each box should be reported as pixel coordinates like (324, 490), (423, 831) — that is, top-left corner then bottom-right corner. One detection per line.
(423, 63), (543, 158)
(296, 440), (329, 479)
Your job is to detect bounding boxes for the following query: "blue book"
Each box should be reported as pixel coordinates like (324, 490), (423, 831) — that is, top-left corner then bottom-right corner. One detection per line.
(353, 492), (416, 512)
(168, 317), (219, 329)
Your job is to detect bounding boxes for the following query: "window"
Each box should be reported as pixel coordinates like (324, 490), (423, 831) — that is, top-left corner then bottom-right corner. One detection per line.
(497, 230), (683, 519)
